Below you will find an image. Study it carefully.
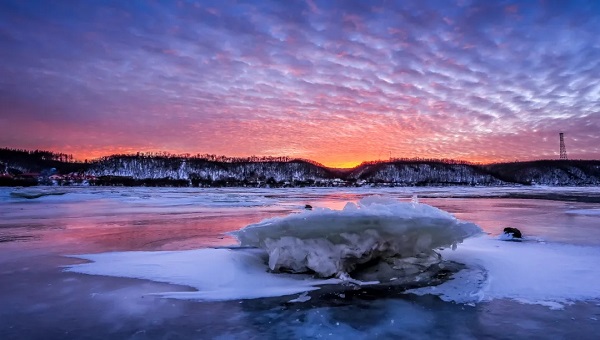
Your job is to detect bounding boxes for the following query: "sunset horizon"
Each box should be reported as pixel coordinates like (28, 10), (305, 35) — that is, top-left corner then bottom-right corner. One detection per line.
(2, 143), (595, 169)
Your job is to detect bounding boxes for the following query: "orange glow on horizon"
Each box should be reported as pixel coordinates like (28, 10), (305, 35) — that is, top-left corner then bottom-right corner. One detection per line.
(71, 147), (367, 168)
(58, 146), (525, 169)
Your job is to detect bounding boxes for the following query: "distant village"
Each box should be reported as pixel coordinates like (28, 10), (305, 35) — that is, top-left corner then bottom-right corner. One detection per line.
(0, 169), (360, 188)
(0, 171), (98, 186)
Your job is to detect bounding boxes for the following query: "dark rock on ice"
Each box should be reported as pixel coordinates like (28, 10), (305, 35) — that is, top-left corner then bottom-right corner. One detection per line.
(304, 204), (313, 210)
(503, 227), (522, 239)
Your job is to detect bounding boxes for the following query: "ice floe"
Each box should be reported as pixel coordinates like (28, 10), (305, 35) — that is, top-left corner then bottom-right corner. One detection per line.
(230, 197), (482, 277)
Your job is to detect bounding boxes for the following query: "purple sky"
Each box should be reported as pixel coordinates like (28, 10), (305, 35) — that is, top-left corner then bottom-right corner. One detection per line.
(1, 0), (599, 167)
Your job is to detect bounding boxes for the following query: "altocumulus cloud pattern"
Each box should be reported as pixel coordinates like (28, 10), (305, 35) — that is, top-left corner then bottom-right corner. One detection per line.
(1, 0), (599, 167)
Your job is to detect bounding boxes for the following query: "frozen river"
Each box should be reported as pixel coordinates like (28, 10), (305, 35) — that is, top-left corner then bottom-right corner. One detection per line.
(1, 186), (600, 339)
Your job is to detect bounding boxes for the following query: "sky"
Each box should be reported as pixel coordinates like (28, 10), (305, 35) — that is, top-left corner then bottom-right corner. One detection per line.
(1, 0), (599, 168)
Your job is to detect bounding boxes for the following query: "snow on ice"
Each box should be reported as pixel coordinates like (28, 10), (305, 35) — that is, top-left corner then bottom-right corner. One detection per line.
(565, 209), (600, 216)
(408, 236), (600, 309)
(66, 248), (341, 301)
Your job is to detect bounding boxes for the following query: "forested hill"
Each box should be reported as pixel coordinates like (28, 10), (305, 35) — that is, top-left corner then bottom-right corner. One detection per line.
(348, 160), (503, 186)
(349, 159), (600, 186)
(483, 160), (600, 186)
(0, 148), (86, 174)
(86, 154), (335, 186)
(2, 148), (600, 186)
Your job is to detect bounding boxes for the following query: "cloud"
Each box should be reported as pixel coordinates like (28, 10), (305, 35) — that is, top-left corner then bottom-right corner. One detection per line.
(1, 0), (599, 167)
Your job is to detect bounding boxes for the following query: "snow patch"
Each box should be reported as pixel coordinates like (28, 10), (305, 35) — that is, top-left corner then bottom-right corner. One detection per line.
(66, 248), (341, 301)
(566, 209), (600, 216)
(408, 236), (600, 308)
(497, 233), (522, 242)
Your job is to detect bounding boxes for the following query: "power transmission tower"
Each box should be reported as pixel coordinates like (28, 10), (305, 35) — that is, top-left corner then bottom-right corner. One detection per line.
(559, 133), (568, 160)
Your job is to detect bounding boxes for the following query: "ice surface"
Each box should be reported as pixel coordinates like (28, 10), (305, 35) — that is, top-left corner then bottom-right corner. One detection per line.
(408, 235), (600, 309)
(231, 197), (482, 277)
(65, 197), (480, 300)
(66, 248), (343, 301)
(565, 209), (600, 216)
(497, 233), (522, 242)
(62, 193), (600, 308)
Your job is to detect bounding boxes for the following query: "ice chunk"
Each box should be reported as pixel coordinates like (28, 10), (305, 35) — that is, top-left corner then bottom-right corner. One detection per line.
(10, 189), (67, 199)
(230, 197), (482, 277)
(288, 292), (311, 303)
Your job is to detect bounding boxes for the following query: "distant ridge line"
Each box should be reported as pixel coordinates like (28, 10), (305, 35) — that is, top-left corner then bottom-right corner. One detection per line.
(1, 147), (597, 171)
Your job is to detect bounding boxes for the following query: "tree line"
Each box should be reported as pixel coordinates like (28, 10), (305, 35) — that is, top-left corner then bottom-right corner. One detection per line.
(356, 157), (477, 167)
(93, 152), (326, 167)
(0, 148), (75, 163)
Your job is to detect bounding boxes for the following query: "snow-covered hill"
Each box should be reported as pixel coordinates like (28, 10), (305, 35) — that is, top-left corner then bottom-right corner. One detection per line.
(349, 162), (504, 186)
(485, 160), (600, 186)
(86, 156), (334, 185)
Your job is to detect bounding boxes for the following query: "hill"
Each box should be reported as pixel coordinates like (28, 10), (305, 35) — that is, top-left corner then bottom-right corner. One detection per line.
(349, 160), (503, 186)
(484, 160), (600, 186)
(2, 148), (600, 187)
(86, 154), (336, 187)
